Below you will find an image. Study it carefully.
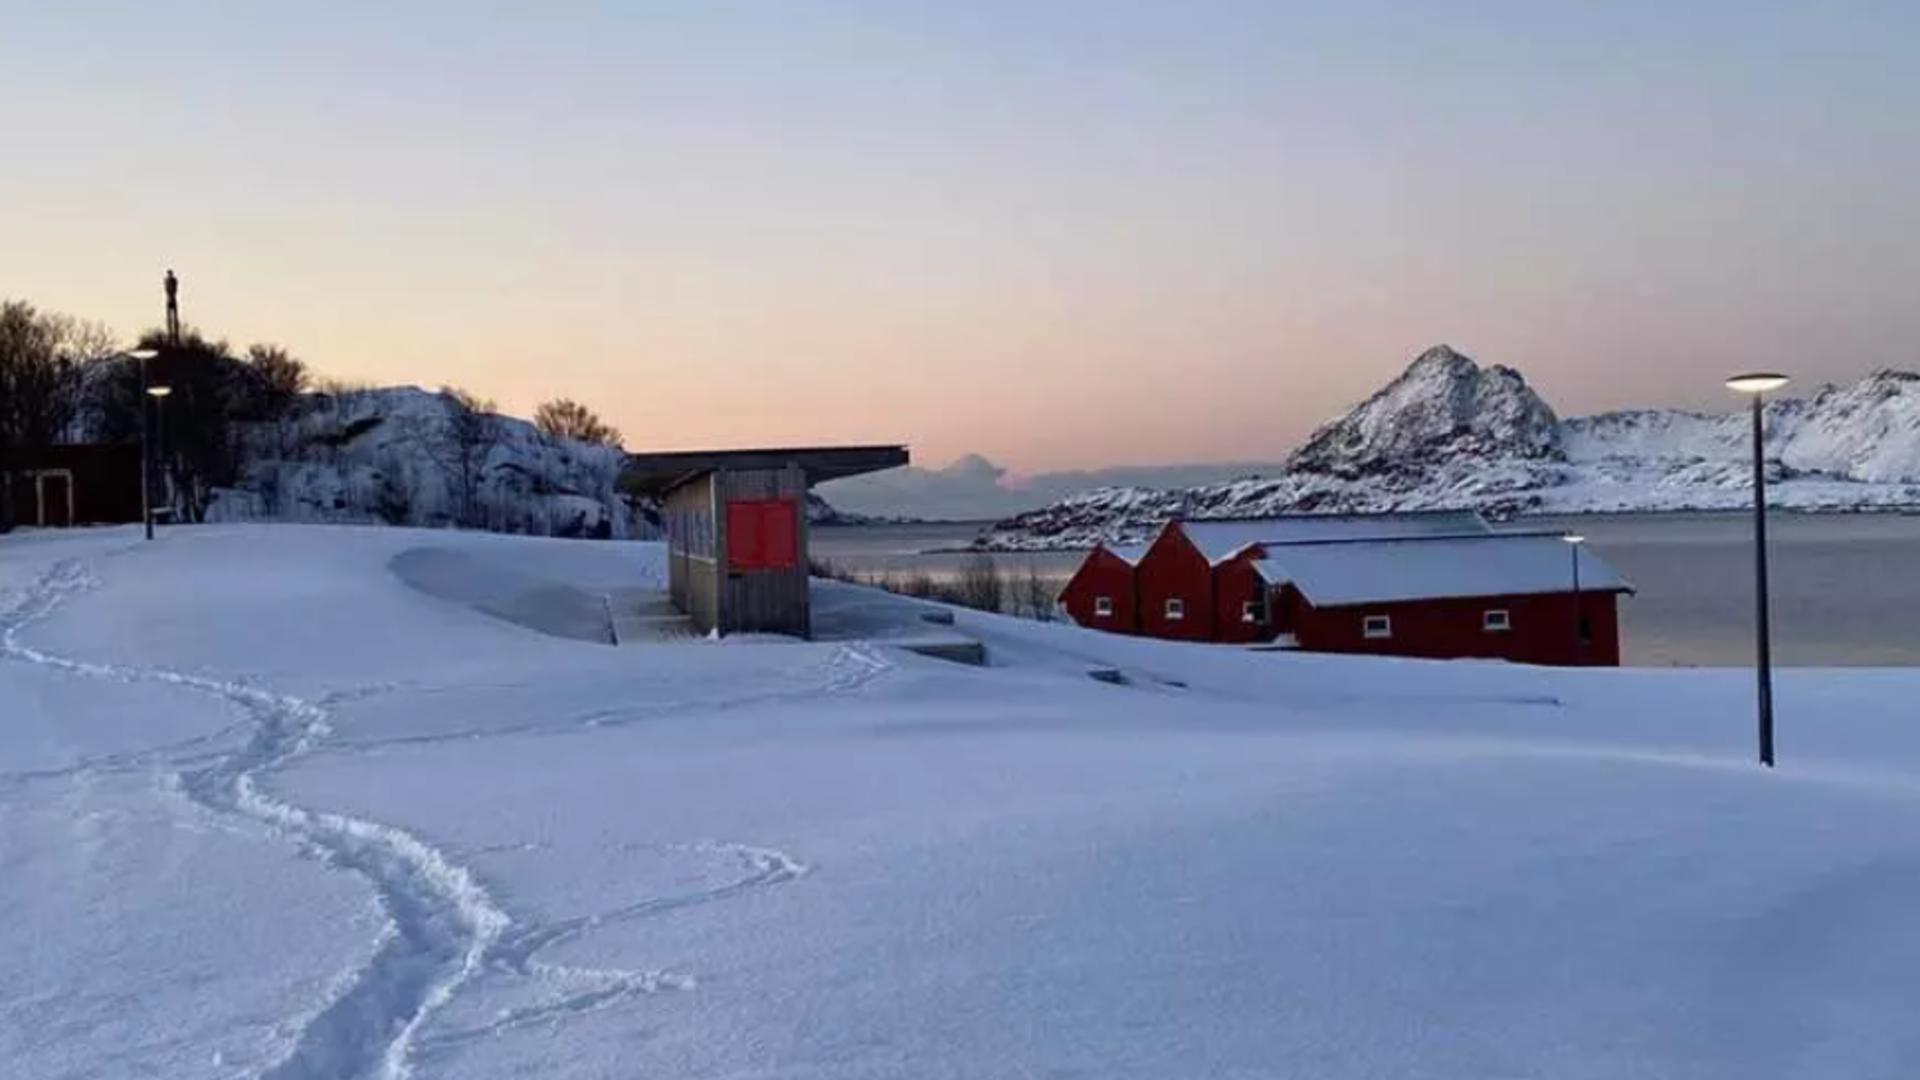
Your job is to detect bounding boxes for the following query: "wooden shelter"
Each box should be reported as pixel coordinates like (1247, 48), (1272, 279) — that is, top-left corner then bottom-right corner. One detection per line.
(623, 445), (907, 638)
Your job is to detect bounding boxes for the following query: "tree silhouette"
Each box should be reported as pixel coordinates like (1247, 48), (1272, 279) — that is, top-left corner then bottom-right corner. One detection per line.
(534, 398), (621, 448)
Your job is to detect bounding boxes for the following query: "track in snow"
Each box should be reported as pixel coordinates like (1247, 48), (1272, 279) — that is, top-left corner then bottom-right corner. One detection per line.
(324, 641), (894, 755)
(0, 558), (856, 1078)
(2, 560), (507, 1079)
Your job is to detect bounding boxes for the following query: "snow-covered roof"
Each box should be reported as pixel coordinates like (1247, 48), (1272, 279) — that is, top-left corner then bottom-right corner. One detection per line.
(1257, 533), (1630, 606)
(1178, 511), (1490, 563)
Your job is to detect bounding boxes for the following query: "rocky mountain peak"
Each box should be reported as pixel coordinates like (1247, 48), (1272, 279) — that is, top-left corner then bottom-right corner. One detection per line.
(1405, 343), (1476, 375)
(1286, 345), (1562, 477)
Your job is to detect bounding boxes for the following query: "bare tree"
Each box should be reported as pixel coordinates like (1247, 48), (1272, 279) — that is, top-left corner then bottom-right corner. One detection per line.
(1019, 562), (1058, 621)
(0, 302), (74, 450)
(534, 398), (622, 448)
(131, 328), (257, 523)
(45, 314), (118, 369)
(313, 374), (378, 395)
(245, 344), (308, 408)
(0, 302), (84, 528)
(233, 343), (310, 463)
(953, 553), (1006, 613)
(435, 385), (501, 528)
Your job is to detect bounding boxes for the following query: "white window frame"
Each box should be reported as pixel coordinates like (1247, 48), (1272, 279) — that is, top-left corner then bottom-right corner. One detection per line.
(1483, 608), (1512, 633)
(1093, 595), (1114, 618)
(1362, 614), (1392, 639)
(1164, 597), (1185, 621)
(1241, 599), (1262, 624)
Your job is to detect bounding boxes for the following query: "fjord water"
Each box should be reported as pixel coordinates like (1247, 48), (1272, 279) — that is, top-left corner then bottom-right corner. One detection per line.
(813, 513), (1920, 667)
(1530, 512), (1920, 667)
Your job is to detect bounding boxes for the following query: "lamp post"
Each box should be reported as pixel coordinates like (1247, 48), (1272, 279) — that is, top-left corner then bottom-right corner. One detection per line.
(125, 348), (161, 539)
(1563, 533), (1586, 664)
(147, 385), (172, 527)
(1727, 372), (1790, 768)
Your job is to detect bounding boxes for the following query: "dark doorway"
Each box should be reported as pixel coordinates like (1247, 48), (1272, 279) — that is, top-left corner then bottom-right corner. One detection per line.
(40, 473), (73, 527)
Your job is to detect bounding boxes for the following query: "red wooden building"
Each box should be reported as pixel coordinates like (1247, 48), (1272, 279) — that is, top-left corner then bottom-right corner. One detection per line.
(2, 444), (143, 528)
(1058, 542), (1146, 632)
(1059, 513), (1633, 666)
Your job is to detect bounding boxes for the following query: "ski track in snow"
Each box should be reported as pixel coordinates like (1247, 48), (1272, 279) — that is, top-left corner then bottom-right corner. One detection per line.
(0, 558), (879, 1079)
(322, 641), (893, 755)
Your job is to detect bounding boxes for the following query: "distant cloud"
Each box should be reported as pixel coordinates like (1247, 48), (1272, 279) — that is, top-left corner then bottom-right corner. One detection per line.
(817, 453), (1284, 522)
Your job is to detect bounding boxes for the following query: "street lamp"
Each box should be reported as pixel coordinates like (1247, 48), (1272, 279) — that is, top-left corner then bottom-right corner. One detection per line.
(1727, 372), (1790, 767)
(147, 386), (172, 527)
(124, 348), (161, 540)
(1563, 533), (1586, 664)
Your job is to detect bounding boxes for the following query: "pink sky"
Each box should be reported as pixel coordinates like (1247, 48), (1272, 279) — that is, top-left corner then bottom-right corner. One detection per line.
(5, 3), (1916, 472)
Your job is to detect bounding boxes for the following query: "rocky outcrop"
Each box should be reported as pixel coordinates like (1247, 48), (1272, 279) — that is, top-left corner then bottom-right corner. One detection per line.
(981, 348), (1920, 549)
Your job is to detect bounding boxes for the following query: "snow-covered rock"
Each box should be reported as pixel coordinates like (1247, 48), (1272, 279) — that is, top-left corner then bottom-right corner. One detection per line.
(1289, 345), (1561, 475)
(206, 387), (653, 540)
(805, 491), (873, 526)
(984, 348), (1920, 549)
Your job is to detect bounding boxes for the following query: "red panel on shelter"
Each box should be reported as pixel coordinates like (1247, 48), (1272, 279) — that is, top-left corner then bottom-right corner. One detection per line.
(726, 499), (799, 570)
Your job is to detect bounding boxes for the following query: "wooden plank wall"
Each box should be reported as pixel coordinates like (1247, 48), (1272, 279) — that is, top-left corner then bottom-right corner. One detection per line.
(664, 473), (721, 632)
(716, 464), (811, 637)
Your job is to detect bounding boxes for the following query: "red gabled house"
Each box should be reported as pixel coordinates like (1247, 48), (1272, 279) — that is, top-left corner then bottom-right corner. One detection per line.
(1133, 511), (1495, 644)
(1257, 532), (1631, 666)
(1058, 542), (1146, 632)
(1059, 512), (1633, 666)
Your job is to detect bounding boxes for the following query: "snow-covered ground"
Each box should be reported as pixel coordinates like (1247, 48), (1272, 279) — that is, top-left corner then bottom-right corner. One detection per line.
(7, 524), (1920, 1078)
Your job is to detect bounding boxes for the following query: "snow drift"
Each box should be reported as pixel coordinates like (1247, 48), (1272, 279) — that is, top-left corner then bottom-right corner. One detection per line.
(9, 523), (1920, 1078)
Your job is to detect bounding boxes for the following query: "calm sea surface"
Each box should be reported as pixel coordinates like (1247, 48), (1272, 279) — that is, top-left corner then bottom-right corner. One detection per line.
(812, 513), (1920, 668)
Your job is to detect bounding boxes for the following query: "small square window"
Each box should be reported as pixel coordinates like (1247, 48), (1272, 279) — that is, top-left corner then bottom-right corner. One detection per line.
(1165, 597), (1185, 620)
(1362, 614), (1392, 639)
(1483, 609), (1511, 632)
(1094, 595), (1114, 617)
(1241, 600), (1261, 623)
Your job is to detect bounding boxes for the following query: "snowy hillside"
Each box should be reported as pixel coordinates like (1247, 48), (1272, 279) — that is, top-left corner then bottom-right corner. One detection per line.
(1289, 345), (1561, 473)
(206, 387), (653, 539)
(987, 348), (1920, 548)
(9, 524), (1920, 1077)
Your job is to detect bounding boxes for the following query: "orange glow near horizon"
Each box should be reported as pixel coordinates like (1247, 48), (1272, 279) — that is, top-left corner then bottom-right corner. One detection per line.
(5, 4), (1917, 474)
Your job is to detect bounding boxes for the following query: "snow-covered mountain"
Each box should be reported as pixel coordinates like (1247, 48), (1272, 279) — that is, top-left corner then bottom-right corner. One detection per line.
(207, 387), (653, 539)
(984, 347), (1920, 549)
(1289, 346), (1562, 474)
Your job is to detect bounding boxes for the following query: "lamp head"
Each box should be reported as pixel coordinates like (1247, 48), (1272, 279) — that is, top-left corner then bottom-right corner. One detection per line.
(125, 348), (160, 361)
(1562, 533), (1586, 545)
(146, 385), (172, 398)
(1727, 373), (1790, 394)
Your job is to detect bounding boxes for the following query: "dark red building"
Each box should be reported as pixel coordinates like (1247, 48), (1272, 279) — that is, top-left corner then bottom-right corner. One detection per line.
(1058, 542), (1145, 632)
(1060, 513), (1633, 667)
(2, 444), (143, 527)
